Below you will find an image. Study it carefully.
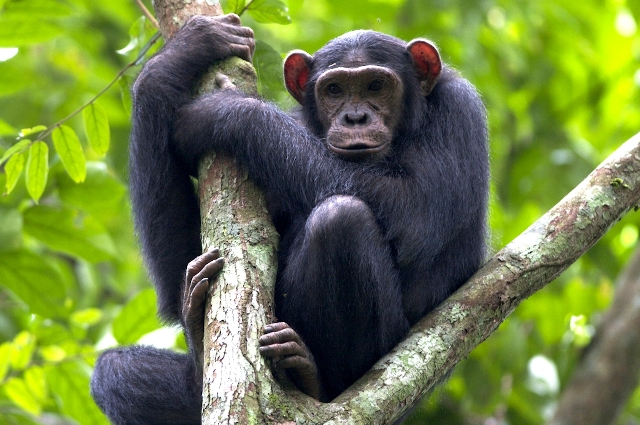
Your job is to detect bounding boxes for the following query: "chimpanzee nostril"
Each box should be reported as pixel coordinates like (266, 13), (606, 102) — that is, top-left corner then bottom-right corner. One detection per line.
(343, 111), (370, 126)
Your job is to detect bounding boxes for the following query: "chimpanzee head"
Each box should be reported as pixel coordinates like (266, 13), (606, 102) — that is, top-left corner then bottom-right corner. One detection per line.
(284, 30), (442, 160)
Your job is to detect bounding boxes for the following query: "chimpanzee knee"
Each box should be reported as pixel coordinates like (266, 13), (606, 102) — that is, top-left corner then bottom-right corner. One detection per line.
(306, 195), (378, 243)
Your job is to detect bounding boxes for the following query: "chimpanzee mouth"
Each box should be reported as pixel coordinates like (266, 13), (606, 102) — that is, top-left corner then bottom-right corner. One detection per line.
(328, 142), (389, 158)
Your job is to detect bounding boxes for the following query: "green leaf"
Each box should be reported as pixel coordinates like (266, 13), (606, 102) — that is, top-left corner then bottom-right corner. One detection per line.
(10, 332), (36, 370)
(19, 125), (46, 137)
(25, 141), (48, 202)
(0, 342), (11, 381)
(45, 361), (109, 425)
(0, 252), (67, 317)
(0, 20), (62, 47)
(0, 139), (30, 166)
(5, 152), (25, 194)
(71, 308), (103, 327)
(58, 162), (126, 219)
(112, 288), (162, 345)
(254, 40), (285, 95)
(23, 205), (117, 263)
(227, 0), (247, 14)
(0, 207), (22, 251)
(247, 0), (291, 24)
(24, 366), (48, 404)
(82, 103), (110, 156)
(4, 377), (41, 416)
(52, 125), (86, 183)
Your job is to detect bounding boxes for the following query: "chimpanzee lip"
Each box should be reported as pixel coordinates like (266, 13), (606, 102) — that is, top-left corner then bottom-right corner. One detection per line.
(328, 142), (388, 157)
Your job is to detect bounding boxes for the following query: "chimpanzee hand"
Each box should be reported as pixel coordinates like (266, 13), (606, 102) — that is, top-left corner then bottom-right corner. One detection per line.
(167, 14), (255, 65)
(182, 250), (224, 371)
(259, 322), (323, 400)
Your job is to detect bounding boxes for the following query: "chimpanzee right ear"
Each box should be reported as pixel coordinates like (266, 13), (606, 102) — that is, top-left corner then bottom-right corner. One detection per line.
(407, 39), (442, 96)
(284, 50), (313, 104)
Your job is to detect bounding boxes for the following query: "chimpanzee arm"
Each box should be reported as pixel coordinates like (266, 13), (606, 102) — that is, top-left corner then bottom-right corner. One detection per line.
(129, 15), (254, 321)
(173, 90), (354, 214)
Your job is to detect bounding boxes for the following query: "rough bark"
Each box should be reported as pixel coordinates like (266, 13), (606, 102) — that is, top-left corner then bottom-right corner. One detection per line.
(148, 3), (640, 421)
(152, 1), (281, 424)
(548, 246), (640, 425)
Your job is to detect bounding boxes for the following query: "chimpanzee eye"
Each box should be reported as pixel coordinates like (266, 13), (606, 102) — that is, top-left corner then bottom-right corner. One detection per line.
(368, 80), (384, 92)
(326, 83), (343, 96)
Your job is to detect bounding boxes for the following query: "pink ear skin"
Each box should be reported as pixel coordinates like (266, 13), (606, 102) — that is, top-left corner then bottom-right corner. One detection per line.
(407, 39), (442, 95)
(284, 50), (313, 104)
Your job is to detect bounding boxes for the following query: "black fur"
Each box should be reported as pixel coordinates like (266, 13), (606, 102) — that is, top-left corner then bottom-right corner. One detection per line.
(91, 16), (488, 424)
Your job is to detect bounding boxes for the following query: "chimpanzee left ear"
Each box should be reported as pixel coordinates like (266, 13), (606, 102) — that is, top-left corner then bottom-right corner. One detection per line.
(284, 50), (313, 104)
(407, 39), (442, 96)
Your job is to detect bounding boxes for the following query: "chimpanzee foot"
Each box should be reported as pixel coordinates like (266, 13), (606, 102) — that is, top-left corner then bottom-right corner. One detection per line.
(259, 322), (323, 400)
(182, 249), (224, 368)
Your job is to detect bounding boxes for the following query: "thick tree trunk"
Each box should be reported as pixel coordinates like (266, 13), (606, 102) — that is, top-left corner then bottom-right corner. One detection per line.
(147, 3), (640, 421)
(151, 2), (281, 424)
(548, 246), (640, 425)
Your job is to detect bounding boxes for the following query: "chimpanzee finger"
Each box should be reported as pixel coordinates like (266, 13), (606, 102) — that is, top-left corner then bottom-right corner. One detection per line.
(276, 355), (313, 370)
(259, 341), (304, 358)
(228, 40), (254, 62)
(259, 327), (301, 346)
(192, 257), (224, 285)
(219, 13), (241, 26)
(263, 322), (292, 333)
(185, 250), (220, 284)
(189, 278), (209, 305)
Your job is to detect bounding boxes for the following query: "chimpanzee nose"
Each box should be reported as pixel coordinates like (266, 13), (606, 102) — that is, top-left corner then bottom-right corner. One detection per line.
(342, 111), (370, 126)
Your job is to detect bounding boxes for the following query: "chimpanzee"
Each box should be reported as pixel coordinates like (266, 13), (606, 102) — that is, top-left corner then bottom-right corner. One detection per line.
(90, 13), (488, 425)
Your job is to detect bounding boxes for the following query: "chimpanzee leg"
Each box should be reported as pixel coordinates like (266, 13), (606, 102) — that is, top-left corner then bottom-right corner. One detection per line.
(277, 195), (409, 400)
(91, 346), (201, 425)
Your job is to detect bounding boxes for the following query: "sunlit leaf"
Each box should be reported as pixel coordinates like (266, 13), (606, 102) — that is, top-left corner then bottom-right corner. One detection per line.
(24, 366), (48, 404)
(83, 103), (110, 156)
(4, 152), (25, 194)
(0, 138), (30, 165)
(45, 361), (109, 425)
(23, 205), (117, 262)
(10, 332), (36, 370)
(19, 125), (46, 137)
(247, 0), (291, 24)
(112, 288), (162, 345)
(52, 125), (86, 183)
(5, 377), (42, 415)
(0, 251), (67, 317)
(71, 308), (103, 327)
(40, 345), (67, 362)
(0, 343), (10, 381)
(25, 141), (48, 202)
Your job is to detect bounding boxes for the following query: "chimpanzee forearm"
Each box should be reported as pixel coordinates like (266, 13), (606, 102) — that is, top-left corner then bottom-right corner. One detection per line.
(173, 90), (353, 213)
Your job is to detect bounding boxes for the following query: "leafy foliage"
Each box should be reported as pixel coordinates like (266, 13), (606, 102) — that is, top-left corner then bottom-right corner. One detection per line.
(0, 0), (638, 424)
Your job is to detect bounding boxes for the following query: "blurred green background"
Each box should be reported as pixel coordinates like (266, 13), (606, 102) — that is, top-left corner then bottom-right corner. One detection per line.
(0, 0), (638, 424)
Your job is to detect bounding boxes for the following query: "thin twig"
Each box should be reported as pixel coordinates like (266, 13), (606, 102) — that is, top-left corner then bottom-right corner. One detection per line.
(239, 0), (255, 16)
(134, 0), (160, 28)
